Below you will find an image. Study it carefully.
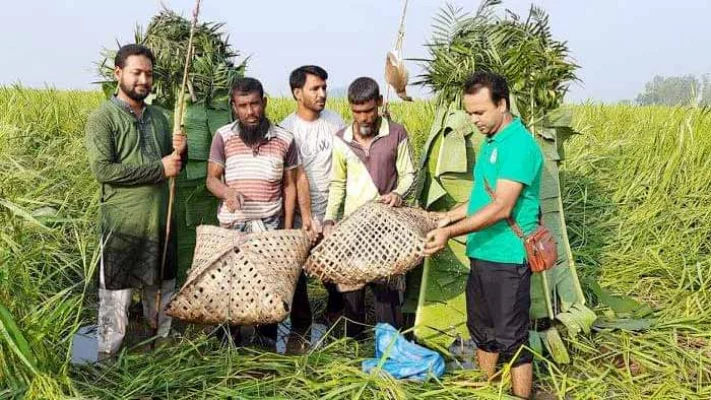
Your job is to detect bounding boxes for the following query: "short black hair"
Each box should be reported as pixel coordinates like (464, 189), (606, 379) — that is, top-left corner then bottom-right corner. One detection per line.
(463, 71), (510, 110)
(115, 44), (155, 69)
(289, 65), (328, 96)
(348, 77), (380, 104)
(231, 77), (265, 99)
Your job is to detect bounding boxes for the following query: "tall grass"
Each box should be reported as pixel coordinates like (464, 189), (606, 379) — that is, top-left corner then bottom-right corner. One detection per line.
(0, 86), (105, 398)
(558, 104), (711, 398)
(1, 87), (711, 398)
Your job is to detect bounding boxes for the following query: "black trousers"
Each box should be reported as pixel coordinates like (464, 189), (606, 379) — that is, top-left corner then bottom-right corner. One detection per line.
(342, 282), (402, 340)
(217, 323), (277, 345)
(466, 258), (533, 367)
(289, 271), (344, 336)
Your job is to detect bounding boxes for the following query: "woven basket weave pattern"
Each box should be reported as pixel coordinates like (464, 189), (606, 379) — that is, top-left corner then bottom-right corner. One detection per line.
(304, 202), (440, 287)
(167, 225), (310, 325)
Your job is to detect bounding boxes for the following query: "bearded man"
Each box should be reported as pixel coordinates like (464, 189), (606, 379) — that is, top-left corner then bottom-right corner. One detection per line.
(206, 77), (314, 348)
(85, 44), (187, 359)
(322, 77), (416, 339)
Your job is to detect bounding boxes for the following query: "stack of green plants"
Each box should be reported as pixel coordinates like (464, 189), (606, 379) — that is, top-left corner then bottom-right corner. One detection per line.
(96, 8), (245, 108)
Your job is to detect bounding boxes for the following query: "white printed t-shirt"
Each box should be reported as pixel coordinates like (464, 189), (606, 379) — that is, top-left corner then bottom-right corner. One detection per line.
(280, 109), (346, 221)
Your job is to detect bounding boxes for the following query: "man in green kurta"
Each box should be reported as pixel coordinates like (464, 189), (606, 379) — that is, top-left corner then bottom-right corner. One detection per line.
(85, 44), (187, 358)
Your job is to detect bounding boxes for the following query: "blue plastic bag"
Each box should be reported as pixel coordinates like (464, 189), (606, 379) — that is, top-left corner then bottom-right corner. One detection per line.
(362, 323), (445, 381)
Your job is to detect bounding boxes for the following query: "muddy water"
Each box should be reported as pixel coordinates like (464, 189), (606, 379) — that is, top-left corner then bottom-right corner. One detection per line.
(71, 320), (331, 364)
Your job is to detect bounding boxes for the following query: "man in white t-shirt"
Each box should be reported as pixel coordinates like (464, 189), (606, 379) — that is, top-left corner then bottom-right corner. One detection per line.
(280, 65), (346, 351)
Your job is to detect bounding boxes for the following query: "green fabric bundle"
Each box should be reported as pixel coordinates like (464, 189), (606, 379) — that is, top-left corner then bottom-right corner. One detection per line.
(174, 103), (231, 283)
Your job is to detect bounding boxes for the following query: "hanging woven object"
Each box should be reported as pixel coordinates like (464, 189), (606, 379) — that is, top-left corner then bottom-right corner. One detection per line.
(304, 202), (440, 288)
(383, 0), (412, 104)
(385, 51), (412, 102)
(166, 225), (311, 325)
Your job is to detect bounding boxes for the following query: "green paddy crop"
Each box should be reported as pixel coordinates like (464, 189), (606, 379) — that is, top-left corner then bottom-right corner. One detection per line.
(2, 87), (711, 399)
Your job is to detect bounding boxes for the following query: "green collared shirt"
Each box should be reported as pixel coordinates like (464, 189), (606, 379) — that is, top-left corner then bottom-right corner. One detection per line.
(465, 117), (543, 264)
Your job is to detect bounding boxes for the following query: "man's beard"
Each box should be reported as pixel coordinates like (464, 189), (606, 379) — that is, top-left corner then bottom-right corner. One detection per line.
(119, 80), (150, 102)
(305, 96), (326, 112)
(356, 117), (380, 137)
(358, 125), (374, 136)
(238, 117), (271, 146)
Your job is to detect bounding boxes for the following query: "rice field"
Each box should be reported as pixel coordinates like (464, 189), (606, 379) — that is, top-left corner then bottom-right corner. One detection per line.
(1, 86), (711, 399)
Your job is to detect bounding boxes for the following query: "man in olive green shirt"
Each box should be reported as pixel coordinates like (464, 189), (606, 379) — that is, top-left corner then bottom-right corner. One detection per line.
(425, 71), (543, 399)
(86, 44), (186, 359)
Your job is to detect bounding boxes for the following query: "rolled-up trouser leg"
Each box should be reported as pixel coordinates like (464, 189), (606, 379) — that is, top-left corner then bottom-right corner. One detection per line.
(466, 259), (499, 353)
(98, 288), (132, 354)
(142, 279), (176, 337)
(494, 264), (532, 367)
(470, 258), (533, 366)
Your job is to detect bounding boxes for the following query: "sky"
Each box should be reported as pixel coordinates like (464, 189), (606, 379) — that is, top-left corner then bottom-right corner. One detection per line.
(1, 0), (709, 103)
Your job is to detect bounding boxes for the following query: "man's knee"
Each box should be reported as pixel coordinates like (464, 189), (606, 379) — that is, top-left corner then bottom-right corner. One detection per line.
(498, 335), (533, 367)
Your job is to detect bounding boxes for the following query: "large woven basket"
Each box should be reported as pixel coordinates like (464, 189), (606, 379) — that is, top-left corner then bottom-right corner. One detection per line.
(304, 202), (440, 287)
(166, 225), (311, 325)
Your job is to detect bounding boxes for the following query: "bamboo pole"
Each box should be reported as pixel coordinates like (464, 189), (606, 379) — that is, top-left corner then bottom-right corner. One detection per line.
(154, 0), (202, 342)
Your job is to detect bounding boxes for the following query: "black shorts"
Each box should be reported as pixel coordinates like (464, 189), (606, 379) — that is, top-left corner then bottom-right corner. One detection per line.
(466, 258), (532, 366)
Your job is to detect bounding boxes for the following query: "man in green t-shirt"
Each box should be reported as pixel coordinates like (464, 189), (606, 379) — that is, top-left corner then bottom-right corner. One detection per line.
(424, 71), (543, 399)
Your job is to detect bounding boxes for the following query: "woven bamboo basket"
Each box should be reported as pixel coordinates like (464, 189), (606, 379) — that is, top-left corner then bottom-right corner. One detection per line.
(304, 202), (441, 287)
(166, 225), (311, 325)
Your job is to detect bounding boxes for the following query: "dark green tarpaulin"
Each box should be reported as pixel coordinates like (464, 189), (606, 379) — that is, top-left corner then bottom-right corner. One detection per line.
(172, 102), (230, 283)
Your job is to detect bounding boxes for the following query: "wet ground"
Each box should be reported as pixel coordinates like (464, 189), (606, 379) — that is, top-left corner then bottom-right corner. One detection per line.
(70, 317), (331, 365)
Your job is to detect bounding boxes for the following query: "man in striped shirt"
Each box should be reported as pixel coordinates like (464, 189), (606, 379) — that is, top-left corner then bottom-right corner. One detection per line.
(207, 77), (314, 347)
(323, 77), (417, 339)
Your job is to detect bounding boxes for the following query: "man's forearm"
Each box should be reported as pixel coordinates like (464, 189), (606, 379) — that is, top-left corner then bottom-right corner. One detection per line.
(324, 181), (345, 223)
(283, 181), (296, 229)
(393, 138), (416, 198)
(296, 167), (312, 222)
(445, 201), (509, 238)
(206, 176), (229, 200)
(323, 196), (343, 223)
(90, 160), (165, 186)
(445, 202), (469, 222)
